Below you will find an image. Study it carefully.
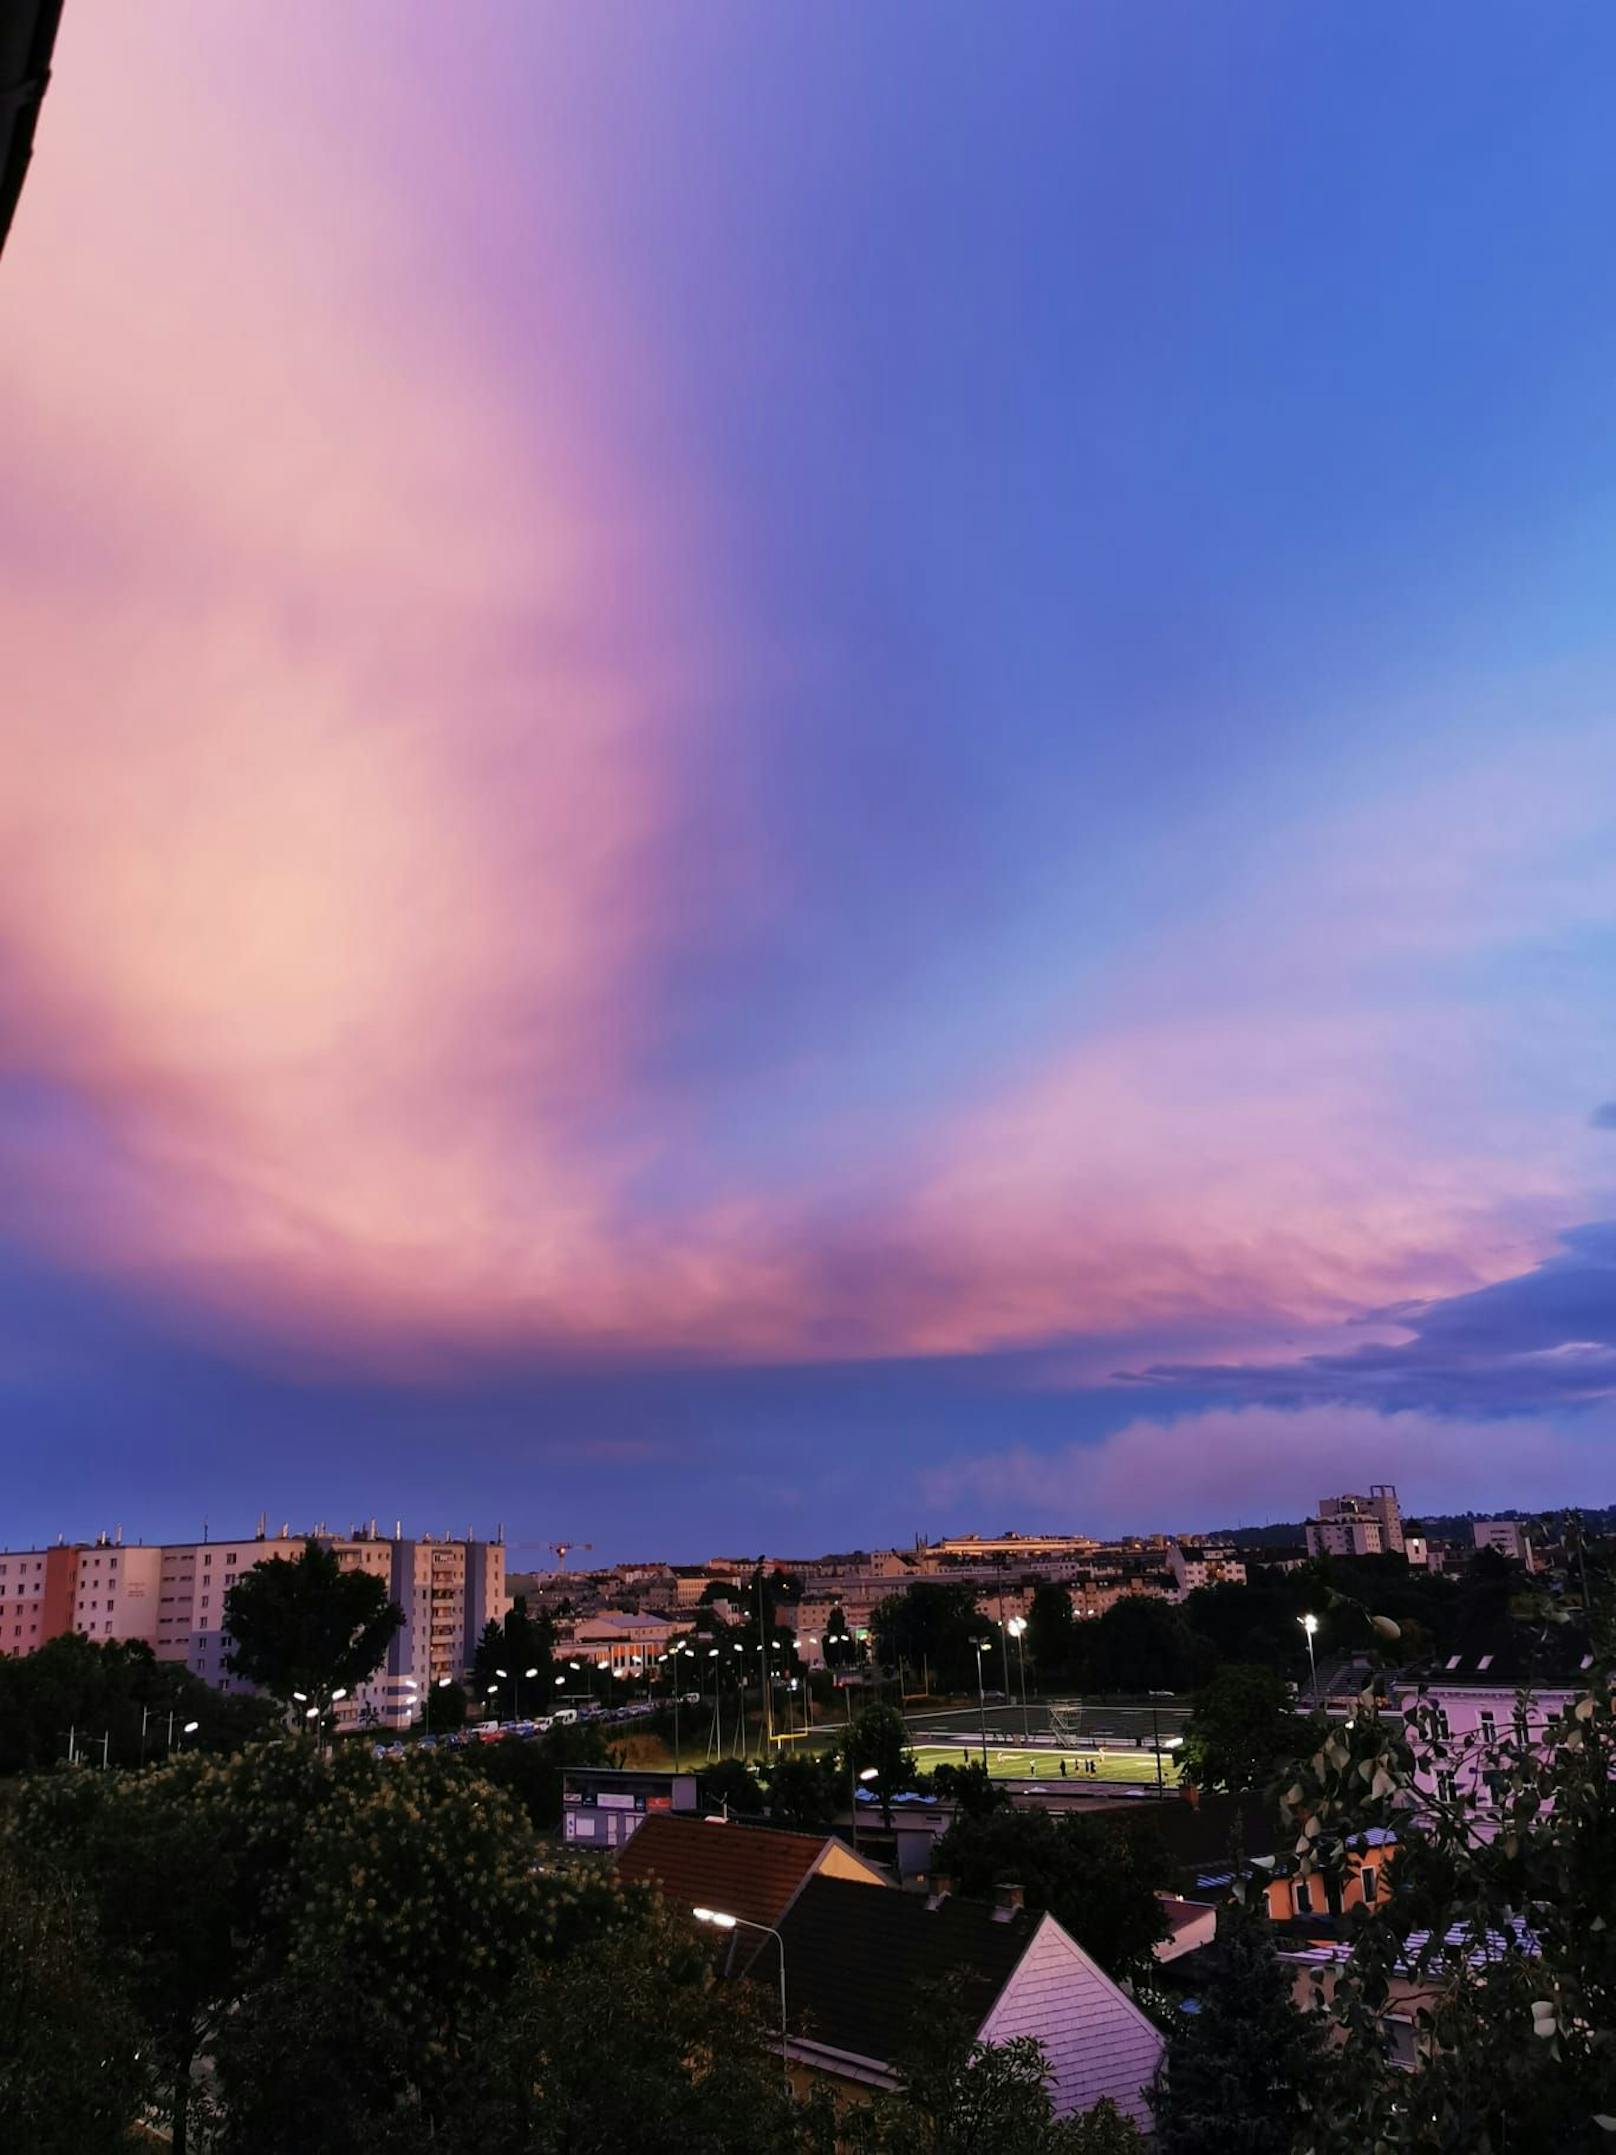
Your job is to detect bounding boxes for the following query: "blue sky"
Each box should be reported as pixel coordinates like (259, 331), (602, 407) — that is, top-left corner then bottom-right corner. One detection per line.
(3, 5), (1615, 1557)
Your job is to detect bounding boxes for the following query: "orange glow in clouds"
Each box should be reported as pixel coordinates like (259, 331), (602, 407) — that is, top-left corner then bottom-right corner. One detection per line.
(0, 9), (1584, 1375)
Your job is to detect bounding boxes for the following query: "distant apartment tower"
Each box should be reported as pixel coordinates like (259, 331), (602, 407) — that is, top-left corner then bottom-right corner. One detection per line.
(1305, 1486), (1405, 1559)
(1471, 1519), (1537, 1571)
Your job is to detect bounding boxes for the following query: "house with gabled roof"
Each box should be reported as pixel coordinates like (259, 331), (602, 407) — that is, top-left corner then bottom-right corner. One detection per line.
(775, 1875), (1163, 2134)
(614, 1811), (889, 1965)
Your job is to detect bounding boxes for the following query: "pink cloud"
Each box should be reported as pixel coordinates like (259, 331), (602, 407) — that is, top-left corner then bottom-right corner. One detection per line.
(0, 10), (1607, 1381)
(918, 1403), (1616, 1537)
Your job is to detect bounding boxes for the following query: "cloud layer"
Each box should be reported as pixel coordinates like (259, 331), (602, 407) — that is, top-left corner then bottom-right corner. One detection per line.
(921, 1403), (1616, 1538)
(3, 4), (1616, 1447)
(1123, 1220), (1616, 1412)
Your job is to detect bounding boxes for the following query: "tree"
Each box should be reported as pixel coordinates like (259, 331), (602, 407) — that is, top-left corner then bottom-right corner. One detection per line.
(431, 1898), (839, 2155)
(426, 1676), (469, 1733)
(929, 1758), (1011, 1819)
(850, 1701), (918, 1826)
(1061, 2101), (1148, 2154)
(1076, 1595), (1211, 1695)
(1026, 1584), (1078, 1689)
(223, 1537), (403, 1711)
(470, 1717), (612, 1829)
(1278, 1522), (1616, 2149)
(1153, 1898), (1324, 2154)
(0, 1846), (146, 2154)
(1180, 1664), (1320, 1799)
(702, 1757), (766, 1816)
(822, 1602), (859, 1669)
(766, 1746), (843, 1830)
(12, 1758), (241, 2155)
(472, 1598), (555, 1719)
(877, 1986), (1142, 2153)
(935, 1808), (1166, 1976)
(872, 1584), (984, 1693)
(0, 1632), (277, 1774)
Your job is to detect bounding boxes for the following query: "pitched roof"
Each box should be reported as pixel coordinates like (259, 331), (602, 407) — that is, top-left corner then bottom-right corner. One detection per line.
(776, 1875), (1032, 2067)
(614, 1812), (859, 1936)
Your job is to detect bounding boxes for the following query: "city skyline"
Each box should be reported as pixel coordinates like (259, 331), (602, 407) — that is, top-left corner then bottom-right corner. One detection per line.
(6, 5), (1616, 1554)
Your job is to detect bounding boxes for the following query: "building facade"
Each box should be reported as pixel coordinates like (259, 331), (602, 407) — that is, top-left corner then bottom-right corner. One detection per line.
(1471, 1519), (1537, 1570)
(1305, 1486), (1405, 1559)
(0, 1524), (507, 1730)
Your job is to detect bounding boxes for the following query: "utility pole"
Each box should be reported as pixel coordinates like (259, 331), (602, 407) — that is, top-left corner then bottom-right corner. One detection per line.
(755, 1554), (772, 1757)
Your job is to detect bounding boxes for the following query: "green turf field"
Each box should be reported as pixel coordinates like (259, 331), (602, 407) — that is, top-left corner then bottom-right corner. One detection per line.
(911, 1742), (1181, 1788)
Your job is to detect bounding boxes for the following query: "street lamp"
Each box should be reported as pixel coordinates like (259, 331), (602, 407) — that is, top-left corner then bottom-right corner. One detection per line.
(661, 1640), (692, 1767)
(1007, 1616), (1031, 1740)
(180, 1719), (199, 1747)
(693, 1908), (789, 2087)
(848, 1763), (879, 1850)
(1299, 1613), (1320, 1711)
(971, 1638), (995, 1768)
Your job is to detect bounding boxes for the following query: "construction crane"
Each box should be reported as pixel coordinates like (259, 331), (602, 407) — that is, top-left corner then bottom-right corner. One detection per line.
(513, 1540), (593, 1572)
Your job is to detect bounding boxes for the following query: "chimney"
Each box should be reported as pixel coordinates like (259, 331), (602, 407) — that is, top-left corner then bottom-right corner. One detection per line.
(992, 1881), (1025, 1922)
(925, 1873), (953, 1910)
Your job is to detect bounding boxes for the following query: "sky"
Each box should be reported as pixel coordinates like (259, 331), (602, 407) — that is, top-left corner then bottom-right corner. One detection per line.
(4, 4), (1616, 1560)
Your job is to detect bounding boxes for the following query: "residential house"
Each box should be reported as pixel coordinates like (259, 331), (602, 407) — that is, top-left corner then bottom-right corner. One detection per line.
(614, 1812), (889, 1962)
(777, 1875), (1163, 2134)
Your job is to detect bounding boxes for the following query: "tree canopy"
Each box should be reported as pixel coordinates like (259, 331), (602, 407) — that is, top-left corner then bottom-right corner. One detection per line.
(222, 1536), (403, 1709)
(0, 1631), (277, 1773)
(1153, 1898), (1324, 2154)
(0, 1845), (147, 2154)
(1180, 1664), (1321, 1799)
(934, 1807), (1167, 1977)
(872, 1582), (987, 1692)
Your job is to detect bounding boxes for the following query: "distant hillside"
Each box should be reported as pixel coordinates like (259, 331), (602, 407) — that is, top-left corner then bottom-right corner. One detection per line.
(1212, 1505), (1616, 1548)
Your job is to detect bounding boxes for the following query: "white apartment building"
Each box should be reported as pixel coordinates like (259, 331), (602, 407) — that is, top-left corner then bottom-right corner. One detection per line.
(1166, 1541), (1248, 1597)
(1305, 1486), (1405, 1559)
(1471, 1520), (1537, 1570)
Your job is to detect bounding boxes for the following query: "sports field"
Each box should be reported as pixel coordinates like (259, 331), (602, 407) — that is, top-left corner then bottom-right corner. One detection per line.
(911, 1741), (1182, 1789)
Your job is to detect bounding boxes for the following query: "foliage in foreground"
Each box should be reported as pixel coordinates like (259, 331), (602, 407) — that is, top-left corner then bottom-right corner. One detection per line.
(0, 1735), (1151, 2155)
(1154, 1898), (1325, 2154)
(934, 1804), (1168, 1976)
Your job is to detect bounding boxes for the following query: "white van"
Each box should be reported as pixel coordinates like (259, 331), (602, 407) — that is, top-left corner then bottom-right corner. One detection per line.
(552, 1706), (578, 1726)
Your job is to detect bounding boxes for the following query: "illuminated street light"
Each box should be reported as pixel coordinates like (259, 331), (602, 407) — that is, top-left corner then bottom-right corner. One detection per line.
(693, 1907), (788, 2085)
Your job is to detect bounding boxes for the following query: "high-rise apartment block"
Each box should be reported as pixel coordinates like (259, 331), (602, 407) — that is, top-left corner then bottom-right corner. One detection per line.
(1304, 1486), (1405, 1559)
(0, 1525), (508, 1730)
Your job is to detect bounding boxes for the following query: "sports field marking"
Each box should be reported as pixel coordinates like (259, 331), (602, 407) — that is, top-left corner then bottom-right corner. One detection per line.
(910, 1742), (1181, 1787)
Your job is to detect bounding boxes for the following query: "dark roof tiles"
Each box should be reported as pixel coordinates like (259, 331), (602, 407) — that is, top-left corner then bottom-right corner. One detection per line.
(777, 1875), (1031, 2065)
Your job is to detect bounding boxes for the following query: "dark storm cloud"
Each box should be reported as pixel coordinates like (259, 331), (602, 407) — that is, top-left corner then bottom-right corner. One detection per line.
(1122, 1221), (1616, 1412)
